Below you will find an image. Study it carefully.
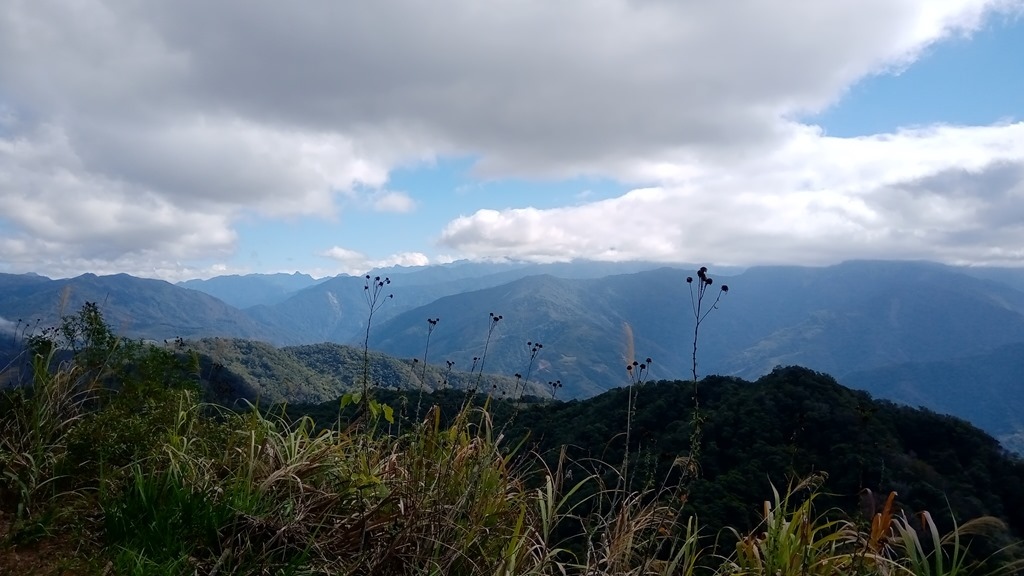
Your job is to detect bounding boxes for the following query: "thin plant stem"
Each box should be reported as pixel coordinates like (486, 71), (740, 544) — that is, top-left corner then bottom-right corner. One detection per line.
(465, 313), (502, 407)
(360, 275), (393, 401)
(621, 358), (651, 493)
(414, 317), (439, 425)
(684, 267), (728, 481)
(502, 341), (543, 434)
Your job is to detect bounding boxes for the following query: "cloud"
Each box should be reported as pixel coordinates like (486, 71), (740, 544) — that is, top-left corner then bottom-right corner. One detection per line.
(372, 191), (417, 213)
(440, 123), (1024, 266)
(0, 118), (387, 277)
(0, 316), (16, 335)
(321, 246), (430, 275)
(1, 0), (1022, 276)
(321, 247), (367, 267)
(0, 126), (235, 254)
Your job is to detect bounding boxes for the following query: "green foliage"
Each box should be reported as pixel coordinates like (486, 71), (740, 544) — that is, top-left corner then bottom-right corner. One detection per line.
(3, 297), (1024, 575)
(340, 390), (395, 424)
(0, 347), (84, 521)
(1, 303), (200, 529)
(187, 337), (530, 407)
(726, 475), (856, 576)
(497, 367), (1024, 551)
(102, 462), (229, 566)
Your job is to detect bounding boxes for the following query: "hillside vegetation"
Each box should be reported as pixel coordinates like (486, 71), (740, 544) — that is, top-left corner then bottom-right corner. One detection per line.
(5, 261), (1024, 448)
(2, 299), (1024, 575)
(189, 337), (537, 406)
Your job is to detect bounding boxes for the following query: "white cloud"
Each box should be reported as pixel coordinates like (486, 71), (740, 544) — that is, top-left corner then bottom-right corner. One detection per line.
(372, 191), (417, 213)
(0, 117), (390, 277)
(378, 252), (431, 268)
(0, 316), (16, 335)
(0, 246), (255, 283)
(321, 247), (367, 268)
(440, 122), (1024, 266)
(321, 246), (430, 275)
(0, 0), (1022, 276)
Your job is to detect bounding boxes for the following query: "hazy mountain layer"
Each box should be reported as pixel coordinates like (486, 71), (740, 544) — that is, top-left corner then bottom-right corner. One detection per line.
(0, 273), (275, 341)
(178, 272), (323, 308)
(6, 260), (1024, 447)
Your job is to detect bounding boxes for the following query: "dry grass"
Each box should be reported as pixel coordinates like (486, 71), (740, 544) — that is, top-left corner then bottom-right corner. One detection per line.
(2, 366), (1020, 575)
(1, 298), (1020, 575)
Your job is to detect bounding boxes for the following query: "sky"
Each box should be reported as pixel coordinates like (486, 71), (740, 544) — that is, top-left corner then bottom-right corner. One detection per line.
(1, 1), (1023, 281)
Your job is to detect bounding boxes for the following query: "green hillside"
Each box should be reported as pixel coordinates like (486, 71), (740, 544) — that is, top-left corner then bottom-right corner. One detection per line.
(188, 337), (541, 406)
(291, 366), (1024, 546)
(3, 305), (1024, 574)
(501, 367), (1024, 539)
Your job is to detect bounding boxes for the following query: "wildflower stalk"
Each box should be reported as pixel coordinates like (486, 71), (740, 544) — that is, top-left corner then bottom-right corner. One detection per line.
(622, 358), (652, 490)
(342, 274), (394, 433)
(684, 267), (728, 480)
(502, 341), (544, 433)
(440, 359), (455, 390)
(548, 379), (562, 399)
(465, 312), (502, 405)
(515, 341), (542, 403)
(414, 318), (439, 424)
(360, 275), (392, 401)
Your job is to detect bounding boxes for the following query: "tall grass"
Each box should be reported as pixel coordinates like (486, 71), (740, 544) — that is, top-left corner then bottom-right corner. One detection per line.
(0, 347), (85, 521)
(3, 347), (1020, 575)
(2, 287), (1021, 575)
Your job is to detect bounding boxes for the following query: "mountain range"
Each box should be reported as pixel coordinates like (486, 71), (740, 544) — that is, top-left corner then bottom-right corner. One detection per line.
(2, 259), (1023, 448)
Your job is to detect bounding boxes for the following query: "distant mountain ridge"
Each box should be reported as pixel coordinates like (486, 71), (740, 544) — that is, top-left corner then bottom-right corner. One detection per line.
(178, 272), (324, 308)
(234, 260), (687, 344)
(0, 272), (275, 341)
(367, 261), (1024, 394)
(5, 260), (1024, 448)
(843, 341), (1024, 446)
